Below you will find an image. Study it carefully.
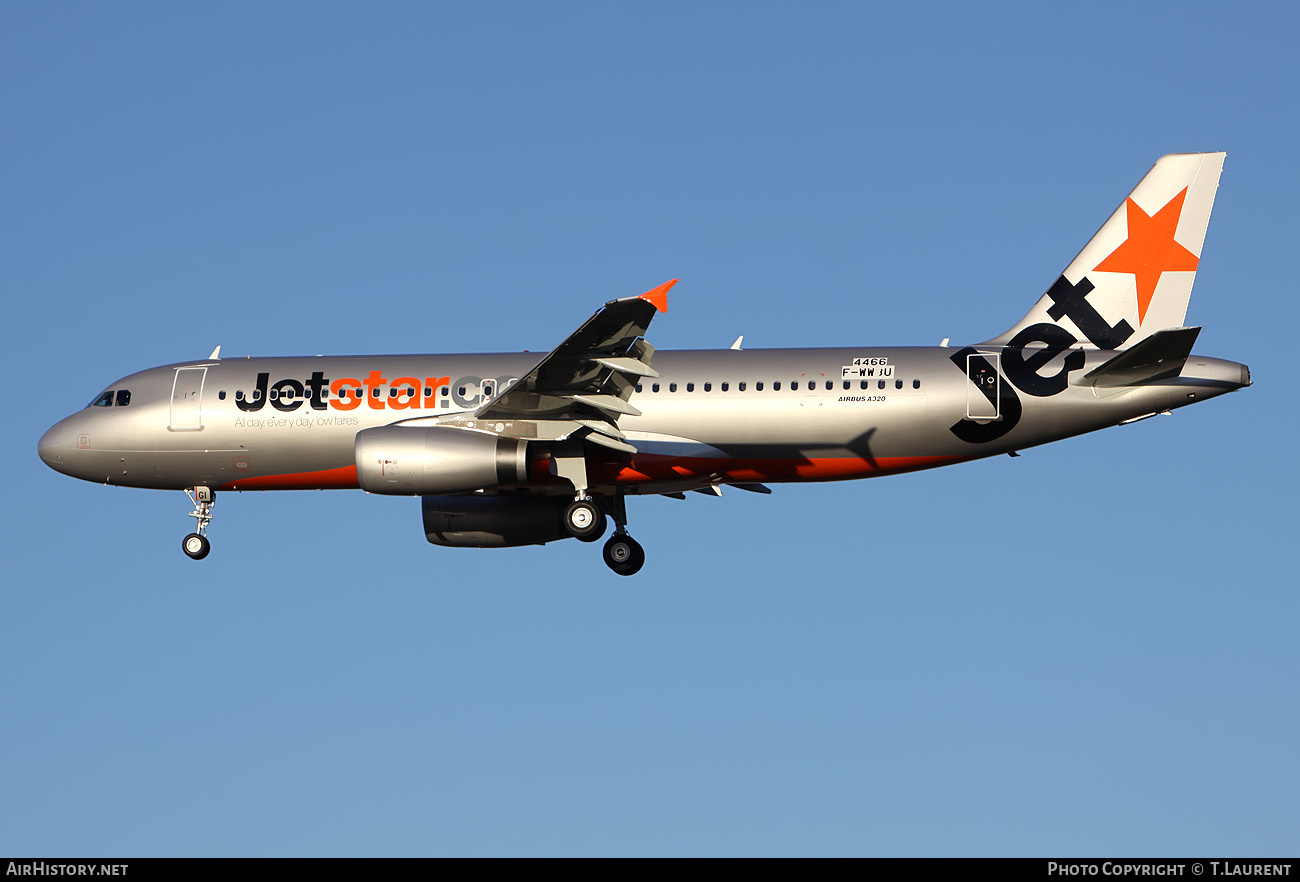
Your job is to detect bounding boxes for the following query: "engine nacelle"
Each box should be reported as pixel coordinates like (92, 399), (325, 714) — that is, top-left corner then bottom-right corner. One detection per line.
(355, 426), (529, 495)
(422, 495), (571, 547)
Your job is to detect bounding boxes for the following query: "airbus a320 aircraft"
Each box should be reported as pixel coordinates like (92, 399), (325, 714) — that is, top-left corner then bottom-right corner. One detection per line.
(39, 153), (1250, 575)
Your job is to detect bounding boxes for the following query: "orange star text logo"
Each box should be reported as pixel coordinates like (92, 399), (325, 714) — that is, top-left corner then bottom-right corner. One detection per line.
(1092, 187), (1199, 325)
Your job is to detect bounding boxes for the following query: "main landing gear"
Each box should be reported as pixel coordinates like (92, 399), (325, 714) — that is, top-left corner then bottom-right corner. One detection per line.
(602, 533), (645, 577)
(601, 493), (644, 577)
(563, 498), (607, 542)
(182, 486), (214, 560)
(562, 493), (645, 575)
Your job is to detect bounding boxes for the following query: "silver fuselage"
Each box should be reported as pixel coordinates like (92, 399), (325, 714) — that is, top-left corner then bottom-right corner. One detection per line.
(38, 345), (1250, 495)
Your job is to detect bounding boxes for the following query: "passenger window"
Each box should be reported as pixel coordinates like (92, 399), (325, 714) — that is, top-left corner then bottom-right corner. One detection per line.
(484, 385), (493, 397)
(895, 380), (903, 389)
(757, 381), (764, 391)
(424, 387), (432, 397)
(116, 390), (132, 406)
(773, 381), (781, 391)
(269, 389), (279, 400)
(843, 381), (850, 390)
(878, 380), (885, 390)
(721, 382), (729, 391)
(687, 383), (694, 392)
(669, 383), (677, 392)
(93, 392), (114, 407)
(860, 381), (868, 390)
(652, 383), (660, 392)
(235, 390), (245, 401)
(739, 382), (746, 391)
(913, 379), (921, 389)
(703, 382), (711, 392)
(636, 384), (643, 393)
(217, 391), (226, 401)
(791, 381), (799, 391)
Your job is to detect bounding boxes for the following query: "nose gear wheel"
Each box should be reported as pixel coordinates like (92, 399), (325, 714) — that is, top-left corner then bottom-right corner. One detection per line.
(182, 533), (210, 560)
(182, 487), (215, 561)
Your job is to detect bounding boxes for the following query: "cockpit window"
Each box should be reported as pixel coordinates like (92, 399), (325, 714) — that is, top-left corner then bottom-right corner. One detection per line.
(87, 389), (133, 407)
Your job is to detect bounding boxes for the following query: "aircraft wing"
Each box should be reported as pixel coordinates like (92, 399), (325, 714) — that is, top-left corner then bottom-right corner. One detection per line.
(471, 280), (675, 451)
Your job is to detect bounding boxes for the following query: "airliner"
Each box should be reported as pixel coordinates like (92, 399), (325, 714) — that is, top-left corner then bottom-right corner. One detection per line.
(38, 153), (1249, 575)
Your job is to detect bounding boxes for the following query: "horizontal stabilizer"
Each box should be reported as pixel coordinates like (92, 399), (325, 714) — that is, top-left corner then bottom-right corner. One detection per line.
(1083, 326), (1202, 387)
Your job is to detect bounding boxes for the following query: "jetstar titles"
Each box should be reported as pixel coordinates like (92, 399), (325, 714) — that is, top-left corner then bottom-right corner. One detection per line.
(233, 370), (503, 413)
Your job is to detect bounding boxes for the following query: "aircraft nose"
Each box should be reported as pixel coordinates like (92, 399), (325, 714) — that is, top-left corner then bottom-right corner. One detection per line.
(38, 419), (73, 473)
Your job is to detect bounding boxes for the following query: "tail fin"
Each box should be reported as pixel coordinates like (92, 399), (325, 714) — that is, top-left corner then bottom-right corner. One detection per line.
(984, 152), (1225, 351)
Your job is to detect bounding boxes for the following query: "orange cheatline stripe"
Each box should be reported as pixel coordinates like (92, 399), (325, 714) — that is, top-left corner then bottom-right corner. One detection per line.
(596, 454), (972, 485)
(218, 465), (360, 491)
(218, 454), (970, 493)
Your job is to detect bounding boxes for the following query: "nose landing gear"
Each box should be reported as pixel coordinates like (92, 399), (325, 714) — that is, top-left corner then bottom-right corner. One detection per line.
(182, 486), (214, 560)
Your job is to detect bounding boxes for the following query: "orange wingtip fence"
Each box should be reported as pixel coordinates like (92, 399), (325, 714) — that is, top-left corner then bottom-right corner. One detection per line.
(638, 279), (677, 313)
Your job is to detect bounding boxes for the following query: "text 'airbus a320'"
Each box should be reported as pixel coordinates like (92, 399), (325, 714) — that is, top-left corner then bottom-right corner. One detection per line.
(40, 153), (1249, 575)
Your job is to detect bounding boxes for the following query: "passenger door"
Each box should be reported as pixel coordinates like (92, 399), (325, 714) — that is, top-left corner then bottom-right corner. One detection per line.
(169, 368), (207, 431)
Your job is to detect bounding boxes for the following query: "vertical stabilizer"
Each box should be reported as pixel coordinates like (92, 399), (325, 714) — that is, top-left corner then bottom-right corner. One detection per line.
(984, 153), (1225, 350)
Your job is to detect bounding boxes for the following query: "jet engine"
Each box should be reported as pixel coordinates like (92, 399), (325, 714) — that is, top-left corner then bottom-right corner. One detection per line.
(355, 425), (530, 495)
(421, 495), (571, 547)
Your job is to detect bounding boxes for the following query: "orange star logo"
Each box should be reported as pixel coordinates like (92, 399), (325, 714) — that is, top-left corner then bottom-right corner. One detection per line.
(1093, 187), (1199, 324)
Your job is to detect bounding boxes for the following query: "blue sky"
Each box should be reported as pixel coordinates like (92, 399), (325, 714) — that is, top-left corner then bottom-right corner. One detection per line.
(3, 1), (1296, 856)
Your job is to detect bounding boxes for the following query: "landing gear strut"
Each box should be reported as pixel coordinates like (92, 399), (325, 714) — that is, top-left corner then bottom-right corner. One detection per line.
(601, 493), (645, 576)
(182, 486), (214, 560)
